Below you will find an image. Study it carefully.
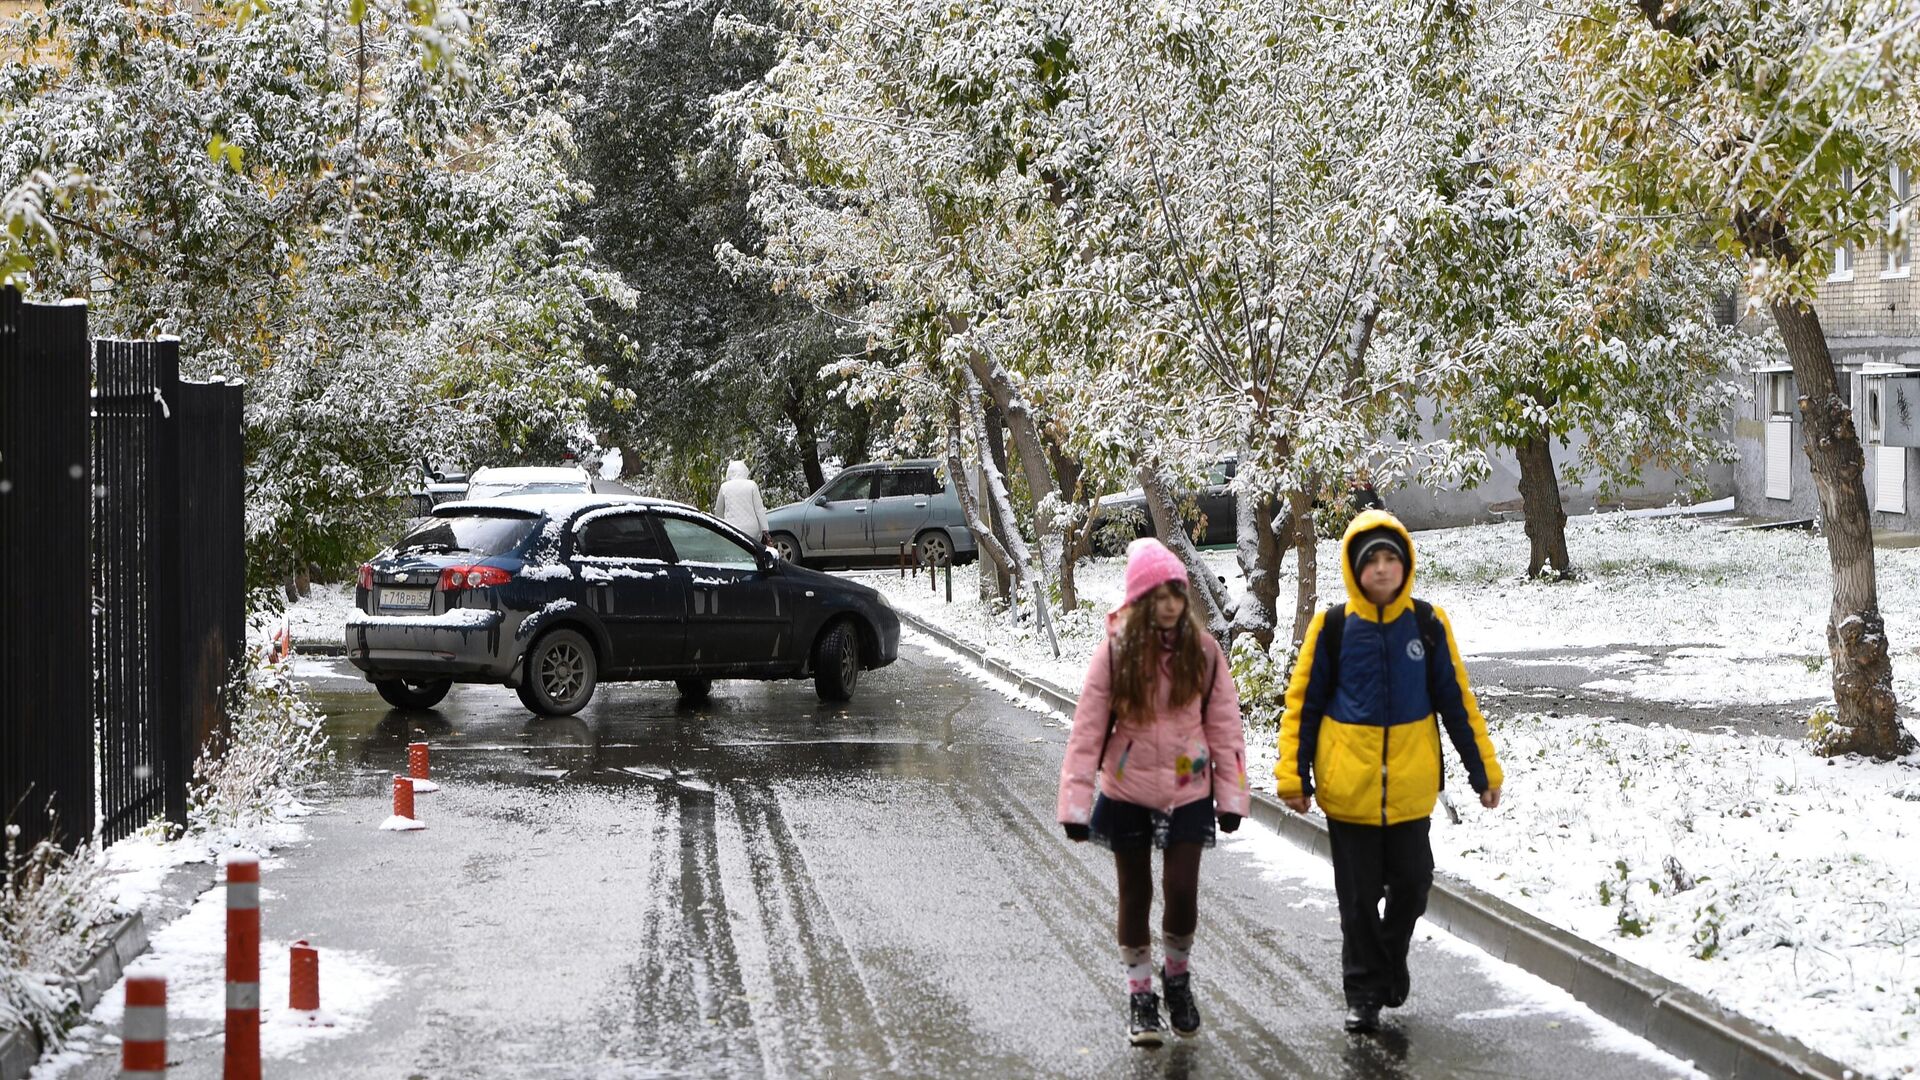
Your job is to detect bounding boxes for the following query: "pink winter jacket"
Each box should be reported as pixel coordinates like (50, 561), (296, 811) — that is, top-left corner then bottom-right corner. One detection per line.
(1056, 627), (1251, 824)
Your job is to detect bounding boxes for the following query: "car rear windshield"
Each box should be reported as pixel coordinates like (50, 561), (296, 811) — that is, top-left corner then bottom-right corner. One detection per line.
(397, 514), (539, 557)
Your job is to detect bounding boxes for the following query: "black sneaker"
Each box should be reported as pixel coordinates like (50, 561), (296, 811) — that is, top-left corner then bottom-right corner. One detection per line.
(1128, 991), (1165, 1047)
(1344, 1003), (1381, 1033)
(1162, 969), (1201, 1037)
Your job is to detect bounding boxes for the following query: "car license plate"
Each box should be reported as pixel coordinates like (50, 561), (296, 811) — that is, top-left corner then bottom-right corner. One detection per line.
(380, 587), (431, 612)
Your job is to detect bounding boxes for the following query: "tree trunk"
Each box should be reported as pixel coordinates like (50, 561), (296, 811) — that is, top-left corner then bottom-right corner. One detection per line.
(1288, 487), (1318, 647)
(966, 351), (1064, 599)
(1773, 298), (1913, 758)
(1040, 426), (1088, 612)
(981, 403), (1015, 601)
(1515, 430), (1571, 579)
(946, 399), (1018, 606)
(783, 374), (825, 494)
(1138, 463), (1234, 636)
(968, 370), (1058, 653)
(1231, 482), (1286, 649)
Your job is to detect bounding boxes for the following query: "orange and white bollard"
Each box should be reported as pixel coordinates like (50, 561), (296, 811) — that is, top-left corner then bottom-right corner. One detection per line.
(380, 774), (425, 831)
(406, 741), (439, 793)
(121, 973), (166, 1079)
(289, 940), (320, 1012)
(223, 855), (260, 1080)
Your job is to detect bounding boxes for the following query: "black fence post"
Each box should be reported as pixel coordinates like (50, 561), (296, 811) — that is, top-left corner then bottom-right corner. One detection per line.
(0, 290), (95, 851)
(94, 338), (186, 841)
(174, 377), (245, 804)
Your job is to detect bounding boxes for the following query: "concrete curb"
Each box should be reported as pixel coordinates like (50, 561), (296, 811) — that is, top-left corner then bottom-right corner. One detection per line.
(0, 912), (147, 1080)
(290, 639), (346, 657)
(897, 608), (1856, 1080)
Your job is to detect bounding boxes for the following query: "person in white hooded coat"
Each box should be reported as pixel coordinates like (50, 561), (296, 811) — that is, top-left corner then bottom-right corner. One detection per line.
(713, 460), (771, 544)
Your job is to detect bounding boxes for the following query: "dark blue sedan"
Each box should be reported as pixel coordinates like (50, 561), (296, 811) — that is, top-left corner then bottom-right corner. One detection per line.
(346, 495), (900, 714)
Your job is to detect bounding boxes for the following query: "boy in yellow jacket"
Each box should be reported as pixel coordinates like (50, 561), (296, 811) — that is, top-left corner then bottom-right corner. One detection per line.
(1276, 510), (1503, 1033)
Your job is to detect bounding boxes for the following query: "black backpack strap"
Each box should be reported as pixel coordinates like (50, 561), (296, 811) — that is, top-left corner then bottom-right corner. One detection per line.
(1323, 602), (1346, 662)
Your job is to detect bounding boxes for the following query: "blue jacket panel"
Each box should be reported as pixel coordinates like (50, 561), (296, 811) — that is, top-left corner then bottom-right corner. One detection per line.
(1329, 607), (1433, 730)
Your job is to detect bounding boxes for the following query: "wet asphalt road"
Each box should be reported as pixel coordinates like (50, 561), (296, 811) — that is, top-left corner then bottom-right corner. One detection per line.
(74, 640), (1691, 1079)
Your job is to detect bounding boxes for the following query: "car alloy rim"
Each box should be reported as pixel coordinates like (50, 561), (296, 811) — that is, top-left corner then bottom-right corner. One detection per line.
(923, 535), (950, 563)
(839, 635), (858, 685)
(541, 642), (586, 701)
(776, 538), (796, 560)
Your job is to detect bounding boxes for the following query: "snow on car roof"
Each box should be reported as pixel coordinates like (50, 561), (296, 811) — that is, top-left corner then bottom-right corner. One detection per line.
(467, 465), (591, 482)
(433, 493), (694, 516)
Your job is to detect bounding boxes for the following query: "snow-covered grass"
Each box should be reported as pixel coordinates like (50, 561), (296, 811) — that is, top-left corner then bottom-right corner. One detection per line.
(872, 511), (1920, 1079)
(277, 583), (358, 646)
(1, 830), (114, 1051)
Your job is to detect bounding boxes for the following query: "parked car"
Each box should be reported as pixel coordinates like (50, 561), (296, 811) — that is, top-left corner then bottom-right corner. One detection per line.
(765, 459), (978, 568)
(405, 462), (472, 517)
(1092, 458), (1238, 551)
(463, 465), (635, 500)
(346, 494), (901, 714)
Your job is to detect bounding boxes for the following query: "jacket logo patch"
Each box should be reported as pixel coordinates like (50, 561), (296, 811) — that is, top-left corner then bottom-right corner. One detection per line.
(1406, 639), (1426, 661)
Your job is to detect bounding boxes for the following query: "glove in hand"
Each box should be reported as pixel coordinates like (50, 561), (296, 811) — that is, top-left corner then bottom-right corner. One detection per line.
(1217, 813), (1241, 834)
(1063, 822), (1091, 842)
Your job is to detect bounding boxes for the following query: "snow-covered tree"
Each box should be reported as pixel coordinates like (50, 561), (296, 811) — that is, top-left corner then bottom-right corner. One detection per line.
(1406, 6), (1760, 578)
(510, 0), (888, 507)
(0, 0), (632, 580)
(1550, 0), (1919, 758)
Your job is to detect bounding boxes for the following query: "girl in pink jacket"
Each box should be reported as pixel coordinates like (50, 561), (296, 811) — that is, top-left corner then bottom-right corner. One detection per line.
(1057, 538), (1251, 1047)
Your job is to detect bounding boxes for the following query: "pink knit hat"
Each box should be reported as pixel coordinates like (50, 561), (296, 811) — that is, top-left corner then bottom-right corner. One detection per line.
(1121, 537), (1189, 608)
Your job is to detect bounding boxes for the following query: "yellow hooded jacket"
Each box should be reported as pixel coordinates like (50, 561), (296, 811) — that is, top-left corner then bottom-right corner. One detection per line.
(1274, 510), (1503, 826)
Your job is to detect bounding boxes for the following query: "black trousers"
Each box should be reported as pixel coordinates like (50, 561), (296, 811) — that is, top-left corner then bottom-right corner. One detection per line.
(1326, 816), (1433, 1008)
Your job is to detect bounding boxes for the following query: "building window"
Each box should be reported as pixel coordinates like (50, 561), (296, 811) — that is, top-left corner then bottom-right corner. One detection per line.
(1832, 166), (1857, 281)
(1887, 164), (1912, 278)
(1767, 372), (1795, 417)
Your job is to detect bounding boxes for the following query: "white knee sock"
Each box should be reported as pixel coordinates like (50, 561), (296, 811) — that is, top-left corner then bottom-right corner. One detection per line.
(1122, 945), (1153, 994)
(1163, 932), (1194, 978)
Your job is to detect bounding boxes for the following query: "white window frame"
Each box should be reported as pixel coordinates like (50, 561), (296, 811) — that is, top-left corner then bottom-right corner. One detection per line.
(1885, 164), (1912, 279)
(1831, 166), (1857, 281)
(1765, 370), (1794, 417)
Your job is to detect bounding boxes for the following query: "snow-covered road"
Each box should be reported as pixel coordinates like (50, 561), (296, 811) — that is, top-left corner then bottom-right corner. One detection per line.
(46, 644), (1695, 1079)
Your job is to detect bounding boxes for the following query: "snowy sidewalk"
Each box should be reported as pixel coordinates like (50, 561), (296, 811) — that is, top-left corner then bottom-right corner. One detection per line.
(869, 513), (1920, 1080)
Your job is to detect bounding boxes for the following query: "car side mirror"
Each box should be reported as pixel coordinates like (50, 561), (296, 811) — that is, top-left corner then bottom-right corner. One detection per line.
(814, 495), (830, 507)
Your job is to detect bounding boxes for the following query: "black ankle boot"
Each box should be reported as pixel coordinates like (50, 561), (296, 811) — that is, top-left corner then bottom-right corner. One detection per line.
(1128, 990), (1165, 1047)
(1344, 1002), (1381, 1033)
(1162, 969), (1200, 1037)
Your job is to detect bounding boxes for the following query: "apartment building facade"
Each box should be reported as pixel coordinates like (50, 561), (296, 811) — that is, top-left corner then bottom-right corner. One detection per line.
(1734, 166), (1920, 529)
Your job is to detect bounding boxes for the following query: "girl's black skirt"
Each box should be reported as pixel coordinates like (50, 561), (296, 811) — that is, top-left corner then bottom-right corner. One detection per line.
(1089, 793), (1216, 851)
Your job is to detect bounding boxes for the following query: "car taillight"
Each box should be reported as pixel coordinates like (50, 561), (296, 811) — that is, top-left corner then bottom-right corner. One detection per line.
(438, 565), (512, 591)
(358, 563), (373, 590)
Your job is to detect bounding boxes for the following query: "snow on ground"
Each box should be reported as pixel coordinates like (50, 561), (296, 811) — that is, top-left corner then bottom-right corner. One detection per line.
(873, 510), (1920, 1079)
(278, 583), (358, 645)
(40, 873), (397, 1075)
(1227, 818), (1709, 1079)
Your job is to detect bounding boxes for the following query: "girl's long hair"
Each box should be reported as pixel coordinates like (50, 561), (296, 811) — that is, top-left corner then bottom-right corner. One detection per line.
(1110, 582), (1213, 724)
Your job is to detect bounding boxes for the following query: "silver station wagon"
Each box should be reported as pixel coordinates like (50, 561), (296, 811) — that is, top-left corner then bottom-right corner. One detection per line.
(764, 459), (978, 569)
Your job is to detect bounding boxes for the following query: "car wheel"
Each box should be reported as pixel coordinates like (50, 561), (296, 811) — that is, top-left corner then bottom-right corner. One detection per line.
(770, 532), (803, 565)
(914, 529), (953, 566)
(522, 629), (597, 716)
(515, 680), (542, 712)
(675, 677), (712, 701)
(813, 620), (861, 702)
(376, 678), (451, 710)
